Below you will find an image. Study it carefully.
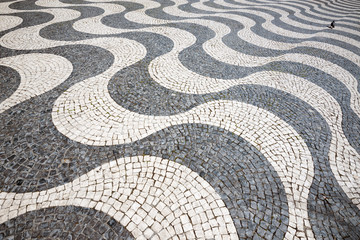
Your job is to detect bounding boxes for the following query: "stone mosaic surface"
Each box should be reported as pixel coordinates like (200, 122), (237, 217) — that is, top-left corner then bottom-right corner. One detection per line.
(0, 0), (359, 239)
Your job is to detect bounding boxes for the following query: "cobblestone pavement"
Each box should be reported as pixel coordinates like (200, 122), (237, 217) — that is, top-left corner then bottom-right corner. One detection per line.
(0, 0), (359, 239)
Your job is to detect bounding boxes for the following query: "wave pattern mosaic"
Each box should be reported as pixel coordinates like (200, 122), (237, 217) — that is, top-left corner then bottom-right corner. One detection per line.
(0, 0), (359, 239)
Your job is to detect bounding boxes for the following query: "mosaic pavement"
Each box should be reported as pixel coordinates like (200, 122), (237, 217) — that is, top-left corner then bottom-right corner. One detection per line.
(0, 0), (359, 239)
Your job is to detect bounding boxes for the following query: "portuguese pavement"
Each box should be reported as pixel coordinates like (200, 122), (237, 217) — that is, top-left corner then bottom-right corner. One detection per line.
(0, 0), (360, 239)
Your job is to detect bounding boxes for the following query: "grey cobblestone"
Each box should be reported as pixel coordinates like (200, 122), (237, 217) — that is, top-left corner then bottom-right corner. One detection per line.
(0, 206), (134, 239)
(0, 0), (359, 238)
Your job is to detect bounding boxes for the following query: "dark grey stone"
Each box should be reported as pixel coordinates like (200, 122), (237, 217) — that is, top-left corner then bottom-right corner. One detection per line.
(1, 0), (360, 238)
(0, 66), (20, 104)
(0, 206), (134, 240)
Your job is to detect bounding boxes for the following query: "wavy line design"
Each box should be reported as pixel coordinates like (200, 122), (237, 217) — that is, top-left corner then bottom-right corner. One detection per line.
(0, 156), (238, 239)
(0, 53), (73, 113)
(0, 0), (359, 238)
(52, 74), (315, 237)
(0, 206), (134, 239)
(0, 15), (22, 32)
(70, 5), (360, 118)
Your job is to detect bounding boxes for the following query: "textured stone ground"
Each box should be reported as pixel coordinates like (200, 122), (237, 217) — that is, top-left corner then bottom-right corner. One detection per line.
(0, 0), (360, 239)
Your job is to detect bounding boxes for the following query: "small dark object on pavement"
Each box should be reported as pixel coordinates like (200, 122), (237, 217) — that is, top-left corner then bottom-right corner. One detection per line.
(328, 20), (335, 29)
